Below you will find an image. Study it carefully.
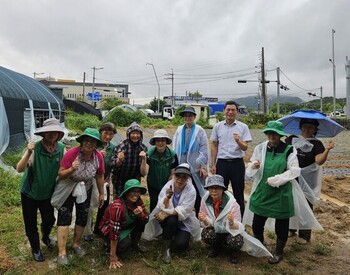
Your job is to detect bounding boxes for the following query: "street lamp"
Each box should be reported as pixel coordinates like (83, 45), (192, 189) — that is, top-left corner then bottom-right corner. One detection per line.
(329, 29), (336, 119)
(33, 72), (44, 79)
(146, 63), (160, 113)
(92, 66), (104, 107)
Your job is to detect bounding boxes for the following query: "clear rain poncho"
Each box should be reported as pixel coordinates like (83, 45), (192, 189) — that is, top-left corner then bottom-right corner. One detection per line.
(291, 136), (323, 205)
(243, 141), (323, 231)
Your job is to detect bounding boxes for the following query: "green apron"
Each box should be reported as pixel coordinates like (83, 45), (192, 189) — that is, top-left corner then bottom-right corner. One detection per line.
(249, 145), (294, 219)
(120, 199), (136, 241)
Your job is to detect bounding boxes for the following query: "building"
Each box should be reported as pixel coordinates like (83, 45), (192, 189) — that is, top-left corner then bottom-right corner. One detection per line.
(40, 79), (130, 109)
(0, 66), (64, 153)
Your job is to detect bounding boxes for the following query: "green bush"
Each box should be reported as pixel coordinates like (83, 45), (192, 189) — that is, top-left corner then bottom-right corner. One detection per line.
(103, 108), (146, 127)
(0, 168), (22, 207)
(1, 147), (24, 169)
(65, 110), (102, 133)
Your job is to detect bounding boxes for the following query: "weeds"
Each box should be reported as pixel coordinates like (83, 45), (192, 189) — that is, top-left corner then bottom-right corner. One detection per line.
(312, 244), (333, 256)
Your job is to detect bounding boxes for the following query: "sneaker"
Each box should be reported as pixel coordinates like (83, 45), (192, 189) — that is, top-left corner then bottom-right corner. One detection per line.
(230, 251), (240, 264)
(207, 247), (220, 258)
(84, 235), (93, 242)
(42, 237), (56, 248)
(132, 243), (148, 253)
(57, 255), (68, 265)
(71, 246), (86, 256)
(32, 249), (45, 262)
(297, 237), (308, 245)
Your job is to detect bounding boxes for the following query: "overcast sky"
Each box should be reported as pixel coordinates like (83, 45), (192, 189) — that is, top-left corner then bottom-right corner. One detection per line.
(1, 0), (349, 105)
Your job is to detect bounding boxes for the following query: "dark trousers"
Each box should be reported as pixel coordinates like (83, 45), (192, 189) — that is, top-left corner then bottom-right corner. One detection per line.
(252, 213), (289, 243)
(216, 158), (245, 216)
(57, 187), (92, 227)
(201, 227), (243, 251)
(190, 175), (202, 216)
(161, 216), (190, 251)
(94, 185), (110, 234)
(21, 193), (56, 252)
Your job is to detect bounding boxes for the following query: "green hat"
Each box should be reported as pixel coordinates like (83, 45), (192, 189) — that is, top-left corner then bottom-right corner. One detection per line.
(262, 121), (286, 136)
(119, 179), (147, 198)
(76, 128), (103, 146)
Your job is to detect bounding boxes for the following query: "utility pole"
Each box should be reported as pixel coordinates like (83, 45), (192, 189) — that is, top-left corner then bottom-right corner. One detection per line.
(92, 66), (104, 107)
(276, 67), (280, 115)
(82, 72), (86, 102)
(346, 56), (350, 118)
(320, 86), (323, 113)
(165, 69), (174, 106)
(261, 47), (267, 114)
(330, 29), (336, 118)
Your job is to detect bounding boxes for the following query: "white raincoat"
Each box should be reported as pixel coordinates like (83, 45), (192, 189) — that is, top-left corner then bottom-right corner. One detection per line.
(173, 124), (210, 197)
(243, 141), (323, 231)
(291, 136), (323, 205)
(143, 178), (201, 241)
(200, 191), (272, 257)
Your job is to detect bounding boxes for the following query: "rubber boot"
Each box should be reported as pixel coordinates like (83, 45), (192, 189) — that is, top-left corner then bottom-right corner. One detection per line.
(162, 240), (172, 264)
(268, 239), (286, 264)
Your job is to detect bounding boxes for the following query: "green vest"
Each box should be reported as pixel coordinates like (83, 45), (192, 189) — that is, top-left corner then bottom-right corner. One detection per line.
(97, 142), (115, 178)
(120, 199), (136, 241)
(249, 145), (294, 219)
(146, 146), (176, 190)
(20, 141), (65, 200)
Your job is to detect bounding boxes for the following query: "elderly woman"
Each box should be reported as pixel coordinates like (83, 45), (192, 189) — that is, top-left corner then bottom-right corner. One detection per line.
(245, 121), (300, 264)
(52, 128), (105, 265)
(17, 118), (65, 262)
(285, 118), (334, 244)
(198, 174), (243, 263)
(146, 129), (178, 212)
(99, 179), (149, 269)
(84, 122), (117, 241)
(143, 163), (201, 264)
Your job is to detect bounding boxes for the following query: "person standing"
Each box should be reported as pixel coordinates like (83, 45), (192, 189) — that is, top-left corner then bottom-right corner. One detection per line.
(146, 129), (178, 212)
(53, 128), (105, 265)
(285, 118), (334, 244)
(17, 118), (65, 262)
(173, 106), (209, 214)
(83, 122), (117, 241)
(210, 100), (252, 216)
(110, 122), (148, 198)
(245, 121), (300, 264)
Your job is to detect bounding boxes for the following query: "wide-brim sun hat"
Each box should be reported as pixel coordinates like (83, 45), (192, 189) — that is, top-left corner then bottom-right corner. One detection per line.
(262, 120), (286, 136)
(204, 174), (227, 190)
(149, 129), (172, 145)
(119, 179), (147, 198)
(179, 106), (197, 117)
(174, 163), (192, 176)
(34, 118), (65, 141)
(76, 128), (103, 146)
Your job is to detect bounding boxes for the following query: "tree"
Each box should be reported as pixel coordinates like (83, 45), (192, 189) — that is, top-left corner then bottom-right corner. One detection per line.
(148, 98), (168, 112)
(188, 91), (203, 98)
(101, 97), (124, 110)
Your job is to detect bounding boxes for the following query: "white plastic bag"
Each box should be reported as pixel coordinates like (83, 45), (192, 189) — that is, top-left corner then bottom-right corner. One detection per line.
(72, 181), (87, 204)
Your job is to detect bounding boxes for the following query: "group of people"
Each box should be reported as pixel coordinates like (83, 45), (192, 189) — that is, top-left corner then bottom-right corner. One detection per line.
(17, 100), (332, 269)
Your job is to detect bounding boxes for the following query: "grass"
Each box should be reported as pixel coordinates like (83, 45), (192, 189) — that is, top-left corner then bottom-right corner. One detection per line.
(312, 243), (333, 256)
(0, 158), (343, 274)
